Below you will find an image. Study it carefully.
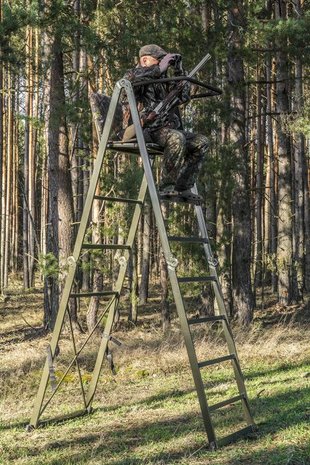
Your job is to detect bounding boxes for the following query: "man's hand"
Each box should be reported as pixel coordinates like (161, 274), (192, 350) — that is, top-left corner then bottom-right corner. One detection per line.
(159, 53), (178, 73)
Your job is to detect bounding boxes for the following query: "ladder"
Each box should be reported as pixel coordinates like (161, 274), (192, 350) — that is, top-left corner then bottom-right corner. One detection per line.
(28, 77), (255, 449)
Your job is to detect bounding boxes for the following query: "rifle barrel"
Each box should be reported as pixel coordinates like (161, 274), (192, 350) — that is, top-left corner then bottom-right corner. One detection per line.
(188, 53), (211, 78)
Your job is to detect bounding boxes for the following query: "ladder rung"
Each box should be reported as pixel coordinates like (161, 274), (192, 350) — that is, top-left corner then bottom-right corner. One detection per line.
(198, 354), (235, 369)
(70, 291), (118, 298)
(217, 425), (256, 447)
(94, 195), (143, 205)
(178, 276), (217, 283)
(82, 244), (131, 250)
(188, 315), (227, 325)
(167, 235), (208, 244)
(209, 394), (245, 413)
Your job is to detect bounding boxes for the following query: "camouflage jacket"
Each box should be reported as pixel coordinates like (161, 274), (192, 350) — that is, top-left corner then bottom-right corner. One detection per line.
(121, 64), (190, 132)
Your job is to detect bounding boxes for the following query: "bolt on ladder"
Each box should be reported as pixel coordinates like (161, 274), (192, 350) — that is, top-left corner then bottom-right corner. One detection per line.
(28, 78), (255, 449)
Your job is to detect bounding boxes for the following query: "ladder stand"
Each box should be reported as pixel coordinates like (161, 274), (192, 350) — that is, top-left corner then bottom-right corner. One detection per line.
(28, 77), (255, 449)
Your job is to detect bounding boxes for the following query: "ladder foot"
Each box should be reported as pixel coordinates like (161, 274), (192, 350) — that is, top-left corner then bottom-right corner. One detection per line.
(25, 424), (35, 433)
(208, 441), (217, 451)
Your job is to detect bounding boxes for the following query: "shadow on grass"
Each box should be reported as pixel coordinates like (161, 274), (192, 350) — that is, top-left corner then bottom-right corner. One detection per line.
(3, 382), (308, 465)
(0, 325), (47, 346)
(2, 356), (308, 434)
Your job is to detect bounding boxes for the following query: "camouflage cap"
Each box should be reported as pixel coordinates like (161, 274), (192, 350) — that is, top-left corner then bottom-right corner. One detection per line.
(139, 44), (167, 59)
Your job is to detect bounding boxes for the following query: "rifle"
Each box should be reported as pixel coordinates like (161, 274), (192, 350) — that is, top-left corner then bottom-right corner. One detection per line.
(122, 53), (211, 142)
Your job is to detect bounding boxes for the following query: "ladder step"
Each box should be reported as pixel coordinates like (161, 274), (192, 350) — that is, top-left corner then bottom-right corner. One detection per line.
(217, 425), (256, 447)
(188, 315), (227, 325)
(70, 291), (118, 298)
(167, 235), (208, 244)
(209, 394), (245, 413)
(94, 195), (143, 205)
(178, 276), (217, 283)
(198, 354), (235, 369)
(82, 243), (131, 250)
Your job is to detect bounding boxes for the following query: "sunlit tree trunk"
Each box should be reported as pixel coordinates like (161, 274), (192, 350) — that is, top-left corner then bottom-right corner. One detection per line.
(265, 53), (278, 292)
(23, 25), (37, 288)
(3, 66), (14, 289)
(254, 71), (264, 293)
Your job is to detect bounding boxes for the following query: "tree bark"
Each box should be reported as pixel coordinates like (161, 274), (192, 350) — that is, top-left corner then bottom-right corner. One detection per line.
(265, 53), (278, 292)
(227, 0), (254, 324)
(140, 202), (151, 304)
(160, 204), (170, 332)
(44, 35), (74, 329)
(254, 72), (263, 293)
(274, 0), (296, 304)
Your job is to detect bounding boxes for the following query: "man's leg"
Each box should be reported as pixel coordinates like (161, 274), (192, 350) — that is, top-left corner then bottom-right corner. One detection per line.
(149, 128), (186, 189)
(174, 132), (208, 190)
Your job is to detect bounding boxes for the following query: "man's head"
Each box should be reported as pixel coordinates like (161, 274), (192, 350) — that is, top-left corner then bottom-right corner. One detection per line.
(139, 44), (167, 67)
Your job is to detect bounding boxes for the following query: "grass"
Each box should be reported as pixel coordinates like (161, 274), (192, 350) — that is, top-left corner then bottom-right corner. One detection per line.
(0, 287), (310, 465)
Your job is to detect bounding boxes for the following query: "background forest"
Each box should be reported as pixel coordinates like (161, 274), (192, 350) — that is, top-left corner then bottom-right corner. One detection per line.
(0, 0), (309, 330)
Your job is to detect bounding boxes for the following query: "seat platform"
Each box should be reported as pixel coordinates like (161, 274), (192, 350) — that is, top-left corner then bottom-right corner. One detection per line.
(107, 140), (163, 155)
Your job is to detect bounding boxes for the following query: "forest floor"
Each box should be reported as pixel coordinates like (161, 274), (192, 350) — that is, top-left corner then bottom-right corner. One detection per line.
(0, 284), (310, 465)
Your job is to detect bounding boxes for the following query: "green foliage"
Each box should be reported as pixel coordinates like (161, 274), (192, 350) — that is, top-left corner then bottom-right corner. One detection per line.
(38, 252), (60, 278)
(287, 101), (310, 137)
(0, 1), (29, 65)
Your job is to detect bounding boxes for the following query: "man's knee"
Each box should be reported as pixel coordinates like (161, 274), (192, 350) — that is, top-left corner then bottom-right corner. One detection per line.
(167, 130), (186, 149)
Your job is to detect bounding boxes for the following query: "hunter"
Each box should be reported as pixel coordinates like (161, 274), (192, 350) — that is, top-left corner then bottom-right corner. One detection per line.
(122, 44), (208, 203)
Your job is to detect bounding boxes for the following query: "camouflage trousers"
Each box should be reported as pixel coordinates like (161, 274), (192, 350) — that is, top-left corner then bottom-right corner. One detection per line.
(146, 127), (208, 190)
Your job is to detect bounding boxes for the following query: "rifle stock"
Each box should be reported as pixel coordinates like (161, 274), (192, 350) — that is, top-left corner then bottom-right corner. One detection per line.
(122, 53), (211, 142)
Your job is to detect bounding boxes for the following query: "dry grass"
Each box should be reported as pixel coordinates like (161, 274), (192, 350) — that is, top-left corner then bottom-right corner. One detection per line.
(0, 288), (310, 464)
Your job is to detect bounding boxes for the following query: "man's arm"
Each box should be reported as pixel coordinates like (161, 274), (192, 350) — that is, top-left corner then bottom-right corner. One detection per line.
(123, 64), (161, 82)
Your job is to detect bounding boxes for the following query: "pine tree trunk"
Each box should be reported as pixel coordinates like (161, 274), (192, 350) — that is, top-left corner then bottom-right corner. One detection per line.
(86, 184), (103, 332)
(3, 67), (13, 289)
(227, 0), (254, 324)
(23, 25), (36, 289)
(160, 205), (170, 332)
(274, 0), (296, 304)
(44, 36), (74, 329)
(140, 202), (151, 304)
(265, 53), (278, 292)
(128, 241), (139, 323)
(293, 0), (310, 293)
(0, 0), (3, 293)
(254, 75), (263, 292)
(217, 114), (233, 313)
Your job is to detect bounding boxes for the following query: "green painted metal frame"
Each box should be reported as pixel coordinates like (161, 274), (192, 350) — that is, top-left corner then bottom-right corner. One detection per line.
(29, 78), (255, 450)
